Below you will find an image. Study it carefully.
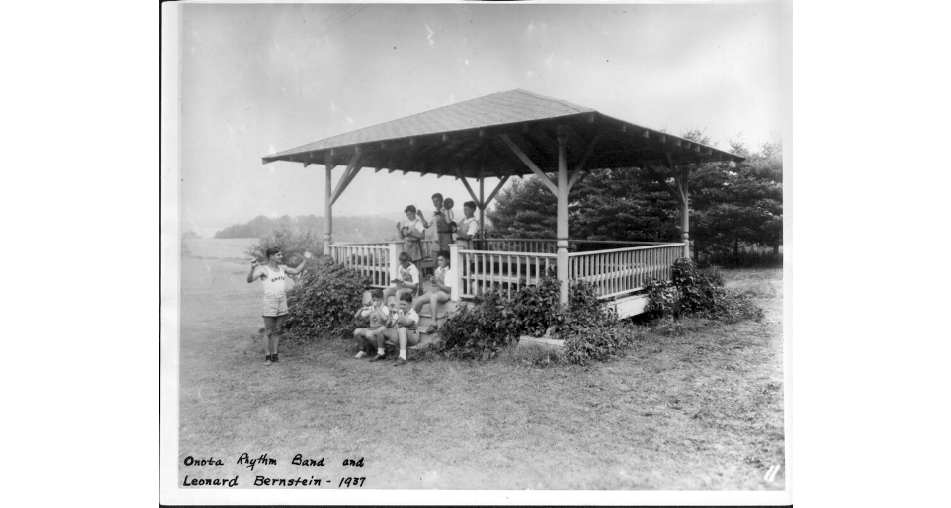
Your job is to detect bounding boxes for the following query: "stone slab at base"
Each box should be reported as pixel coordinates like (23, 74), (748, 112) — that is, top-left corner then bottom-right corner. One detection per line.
(606, 294), (650, 320)
(517, 335), (565, 349)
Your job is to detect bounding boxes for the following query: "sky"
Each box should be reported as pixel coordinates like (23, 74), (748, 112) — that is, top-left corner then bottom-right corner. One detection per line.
(178, 2), (788, 237)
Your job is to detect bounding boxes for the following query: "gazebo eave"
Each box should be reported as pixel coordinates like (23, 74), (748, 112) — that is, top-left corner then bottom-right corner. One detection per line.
(262, 112), (743, 179)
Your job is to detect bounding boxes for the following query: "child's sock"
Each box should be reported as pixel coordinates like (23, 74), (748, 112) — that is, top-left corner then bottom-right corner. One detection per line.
(354, 351), (367, 358)
(377, 348), (385, 356)
(399, 350), (407, 360)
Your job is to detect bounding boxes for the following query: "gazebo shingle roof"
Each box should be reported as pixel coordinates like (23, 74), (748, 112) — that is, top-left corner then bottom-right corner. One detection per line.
(263, 89), (742, 178)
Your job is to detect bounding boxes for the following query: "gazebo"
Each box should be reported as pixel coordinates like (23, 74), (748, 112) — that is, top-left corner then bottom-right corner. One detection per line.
(263, 89), (742, 317)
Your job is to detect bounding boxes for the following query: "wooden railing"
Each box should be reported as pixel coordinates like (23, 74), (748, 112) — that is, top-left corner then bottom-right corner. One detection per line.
(475, 238), (677, 254)
(569, 244), (683, 299)
(329, 243), (393, 288)
(477, 239), (558, 253)
(455, 248), (558, 299)
(328, 240), (684, 298)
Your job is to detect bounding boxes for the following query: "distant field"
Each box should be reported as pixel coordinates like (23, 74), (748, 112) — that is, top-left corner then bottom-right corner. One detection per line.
(182, 237), (258, 260)
(174, 239), (784, 490)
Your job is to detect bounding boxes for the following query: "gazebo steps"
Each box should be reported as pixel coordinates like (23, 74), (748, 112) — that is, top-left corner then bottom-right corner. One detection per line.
(369, 290), (649, 357)
(408, 300), (470, 351)
(411, 301), (460, 347)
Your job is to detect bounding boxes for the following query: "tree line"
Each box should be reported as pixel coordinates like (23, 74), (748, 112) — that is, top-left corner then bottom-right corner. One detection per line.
(486, 132), (782, 265)
(214, 214), (399, 244)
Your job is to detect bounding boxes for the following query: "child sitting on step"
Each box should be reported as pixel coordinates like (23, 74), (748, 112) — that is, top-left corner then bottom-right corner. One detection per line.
(383, 251), (420, 303)
(412, 249), (454, 334)
(352, 289), (391, 361)
(371, 291), (419, 367)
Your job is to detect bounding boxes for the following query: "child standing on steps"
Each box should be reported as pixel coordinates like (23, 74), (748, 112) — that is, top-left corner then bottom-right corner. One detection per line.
(419, 193), (454, 252)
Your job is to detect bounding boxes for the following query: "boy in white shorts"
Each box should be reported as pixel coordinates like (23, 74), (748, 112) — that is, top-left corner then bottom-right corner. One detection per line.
(246, 247), (311, 365)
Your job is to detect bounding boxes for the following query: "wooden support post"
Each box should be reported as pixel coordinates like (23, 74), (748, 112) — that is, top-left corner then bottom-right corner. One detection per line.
(680, 168), (690, 258)
(484, 175), (510, 208)
(568, 133), (601, 191)
(455, 168), (481, 205)
(330, 151), (362, 206)
(498, 134), (558, 195)
(449, 244), (461, 302)
(388, 242), (400, 280)
(557, 126), (569, 305)
(324, 164), (333, 256)
(479, 177), (486, 241)
(663, 154), (691, 259)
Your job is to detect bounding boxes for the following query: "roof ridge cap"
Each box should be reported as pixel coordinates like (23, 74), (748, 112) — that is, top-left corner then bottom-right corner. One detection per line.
(512, 88), (594, 113)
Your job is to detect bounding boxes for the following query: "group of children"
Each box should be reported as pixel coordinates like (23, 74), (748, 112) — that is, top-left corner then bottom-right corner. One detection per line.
(347, 192), (478, 365)
(246, 193), (478, 367)
(352, 289), (419, 367)
(396, 192), (481, 255)
(353, 247), (455, 365)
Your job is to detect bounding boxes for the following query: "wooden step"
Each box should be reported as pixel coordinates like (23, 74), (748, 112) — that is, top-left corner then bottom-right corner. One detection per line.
(417, 300), (461, 320)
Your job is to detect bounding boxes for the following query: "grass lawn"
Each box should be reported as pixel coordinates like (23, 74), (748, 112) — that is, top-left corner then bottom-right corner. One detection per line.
(176, 239), (784, 490)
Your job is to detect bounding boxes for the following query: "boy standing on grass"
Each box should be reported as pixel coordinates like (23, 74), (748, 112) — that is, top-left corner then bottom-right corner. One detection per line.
(371, 291), (420, 367)
(352, 289), (390, 360)
(246, 247), (311, 366)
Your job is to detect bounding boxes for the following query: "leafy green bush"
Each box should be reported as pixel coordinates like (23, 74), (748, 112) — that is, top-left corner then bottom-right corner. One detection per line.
(672, 258), (725, 315)
(561, 323), (638, 366)
(509, 277), (607, 337)
(284, 256), (367, 340)
(437, 277), (619, 364)
(437, 289), (518, 360)
(245, 225), (323, 268)
(645, 257), (762, 323)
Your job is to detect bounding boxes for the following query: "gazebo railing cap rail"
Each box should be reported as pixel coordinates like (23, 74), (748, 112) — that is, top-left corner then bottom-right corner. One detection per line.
(567, 243), (685, 256)
(328, 242), (393, 247)
(570, 240), (681, 246)
(482, 238), (681, 245)
(458, 248), (559, 258)
(326, 239), (682, 250)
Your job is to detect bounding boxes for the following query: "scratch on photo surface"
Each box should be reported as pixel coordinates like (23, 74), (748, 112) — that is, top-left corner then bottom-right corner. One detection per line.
(424, 24), (435, 48)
